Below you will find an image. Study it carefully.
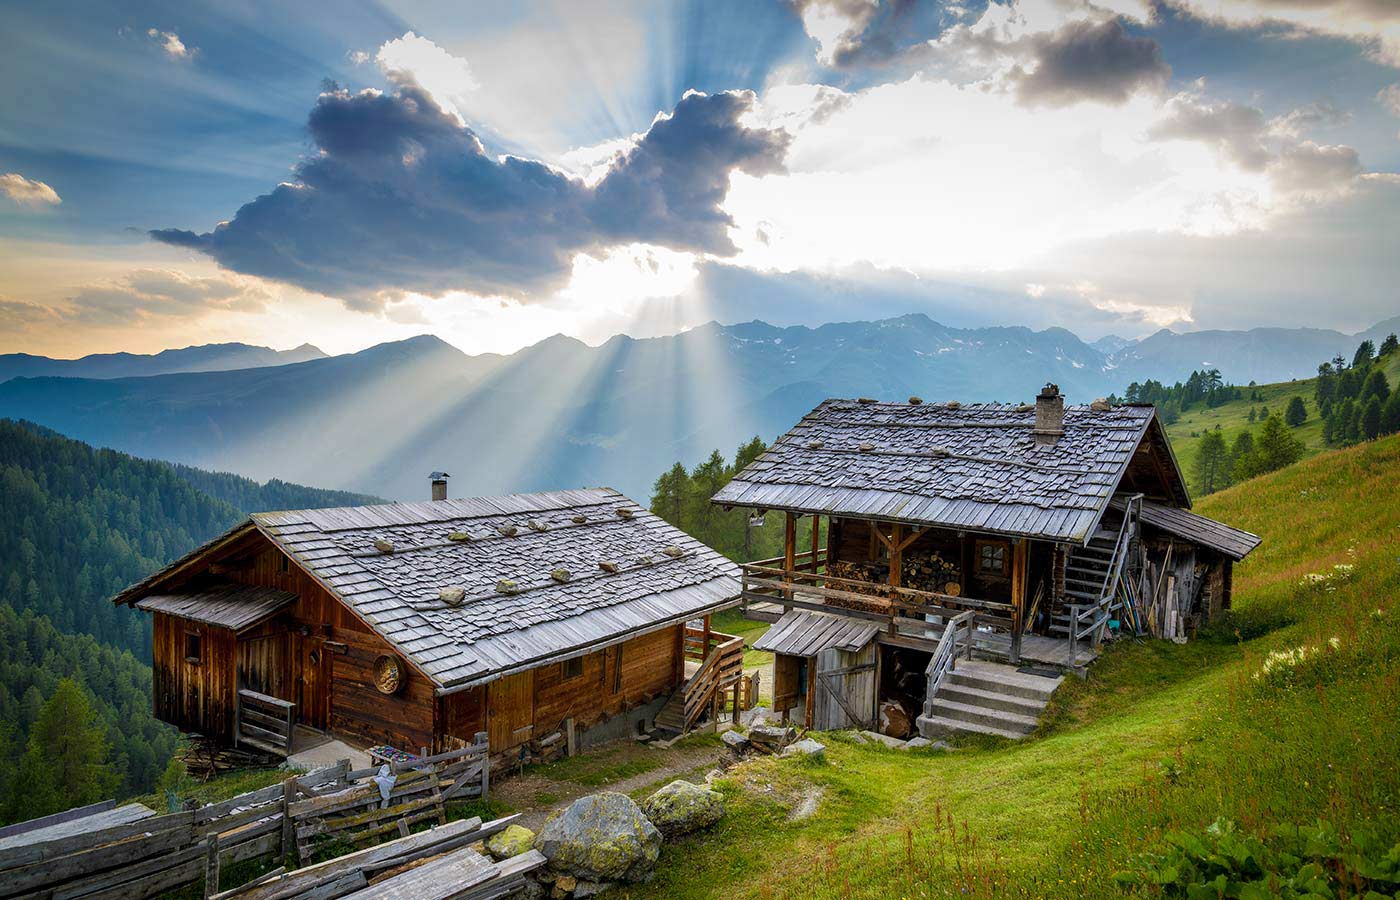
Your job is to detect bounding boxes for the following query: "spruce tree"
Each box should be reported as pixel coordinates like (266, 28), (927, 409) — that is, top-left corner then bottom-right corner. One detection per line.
(1284, 396), (1307, 427)
(1254, 414), (1305, 474)
(1362, 397), (1383, 440)
(14, 678), (117, 819)
(1353, 339), (1376, 368)
(1229, 431), (1257, 482)
(1381, 333), (1399, 357)
(1382, 393), (1400, 435)
(1194, 429), (1230, 495)
(1361, 369), (1391, 404)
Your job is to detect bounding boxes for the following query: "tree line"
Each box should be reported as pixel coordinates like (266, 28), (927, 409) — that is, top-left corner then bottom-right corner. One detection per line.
(1316, 336), (1400, 447)
(1117, 369), (1243, 425)
(649, 436), (820, 563)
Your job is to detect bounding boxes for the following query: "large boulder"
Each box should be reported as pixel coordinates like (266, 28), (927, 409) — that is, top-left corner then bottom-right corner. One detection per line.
(641, 779), (725, 838)
(534, 792), (661, 882)
(486, 824), (536, 860)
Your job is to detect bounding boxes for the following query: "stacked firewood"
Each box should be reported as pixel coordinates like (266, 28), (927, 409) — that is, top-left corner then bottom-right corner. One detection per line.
(825, 561), (895, 613)
(899, 551), (961, 595)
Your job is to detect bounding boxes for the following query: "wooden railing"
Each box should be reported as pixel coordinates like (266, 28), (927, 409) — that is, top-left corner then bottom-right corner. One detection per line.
(923, 610), (976, 710)
(235, 689), (295, 757)
(740, 563), (1015, 635)
(747, 545), (828, 573)
(681, 628), (745, 731)
(1067, 494), (1142, 666)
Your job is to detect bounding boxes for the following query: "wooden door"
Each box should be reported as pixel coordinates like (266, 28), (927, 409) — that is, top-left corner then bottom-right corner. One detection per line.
(293, 633), (328, 730)
(488, 670), (535, 752)
(772, 653), (800, 714)
(813, 644), (877, 730)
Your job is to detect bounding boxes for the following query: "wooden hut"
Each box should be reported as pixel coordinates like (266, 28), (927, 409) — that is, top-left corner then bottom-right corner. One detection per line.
(712, 387), (1260, 738)
(113, 485), (742, 760)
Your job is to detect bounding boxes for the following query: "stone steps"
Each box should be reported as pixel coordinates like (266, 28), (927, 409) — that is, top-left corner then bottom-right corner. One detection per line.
(917, 659), (1063, 741)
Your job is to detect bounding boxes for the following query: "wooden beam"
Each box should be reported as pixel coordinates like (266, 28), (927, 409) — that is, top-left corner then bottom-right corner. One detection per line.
(1010, 539), (1028, 663)
(888, 523), (904, 588)
(810, 514), (821, 572)
(784, 512), (797, 601)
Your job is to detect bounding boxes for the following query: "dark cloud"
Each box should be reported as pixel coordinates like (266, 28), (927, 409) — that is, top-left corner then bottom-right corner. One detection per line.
(152, 87), (789, 301)
(1008, 18), (1171, 107)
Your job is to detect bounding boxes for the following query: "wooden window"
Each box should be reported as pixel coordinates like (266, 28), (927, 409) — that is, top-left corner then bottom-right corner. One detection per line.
(977, 541), (1009, 576)
(278, 554), (290, 574)
(562, 657), (584, 680)
(184, 631), (202, 664)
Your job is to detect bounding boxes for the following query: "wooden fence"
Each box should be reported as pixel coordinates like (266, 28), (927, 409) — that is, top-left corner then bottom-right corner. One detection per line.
(0, 738), (490, 899)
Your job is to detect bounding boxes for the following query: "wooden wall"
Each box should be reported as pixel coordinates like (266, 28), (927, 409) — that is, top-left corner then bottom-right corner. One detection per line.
(147, 534), (685, 756)
(812, 643), (876, 731)
(151, 612), (237, 744)
(439, 624), (683, 753)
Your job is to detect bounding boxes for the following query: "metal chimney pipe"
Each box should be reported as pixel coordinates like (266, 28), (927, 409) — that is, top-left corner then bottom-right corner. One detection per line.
(1033, 383), (1064, 446)
(430, 471), (450, 501)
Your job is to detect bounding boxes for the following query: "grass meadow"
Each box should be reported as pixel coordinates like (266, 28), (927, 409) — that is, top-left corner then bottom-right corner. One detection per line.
(617, 433), (1400, 899)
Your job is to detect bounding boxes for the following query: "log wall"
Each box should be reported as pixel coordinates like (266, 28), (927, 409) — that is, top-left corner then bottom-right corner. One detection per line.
(151, 612), (237, 744)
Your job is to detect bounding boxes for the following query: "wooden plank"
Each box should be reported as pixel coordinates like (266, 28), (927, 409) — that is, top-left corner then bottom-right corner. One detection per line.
(0, 808), (195, 872)
(341, 847), (496, 900)
(0, 800), (117, 840)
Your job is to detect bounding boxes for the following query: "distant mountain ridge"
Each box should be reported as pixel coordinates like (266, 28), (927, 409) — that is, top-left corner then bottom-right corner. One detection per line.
(2, 312), (1393, 502)
(0, 341), (326, 383)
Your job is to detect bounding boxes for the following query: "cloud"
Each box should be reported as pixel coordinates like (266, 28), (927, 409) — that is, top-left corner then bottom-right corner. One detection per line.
(63, 269), (270, 325)
(1380, 83), (1400, 116)
(152, 86), (789, 302)
(792, 0), (931, 68)
(146, 27), (195, 60)
(1006, 18), (1171, 106)
(1163, 0), (1400, 66)
(1147, 88), (1363, 194)
(375, 32), (478, 125)
(0, 173), (61, 208)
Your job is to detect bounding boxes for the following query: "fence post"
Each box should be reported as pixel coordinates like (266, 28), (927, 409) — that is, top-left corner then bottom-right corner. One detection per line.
(204, 832), (220, 899)
(280, 778), (295, 863)
(1068, 605), (1080, 666)
(475, 731), (490, 801)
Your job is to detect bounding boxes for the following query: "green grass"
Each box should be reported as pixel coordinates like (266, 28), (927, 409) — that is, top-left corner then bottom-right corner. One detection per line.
(613, 434), (1400, 899)
(132, 765), (287, 812)
(1166, 351), (1400, 495)
(713, 608), (774, 669)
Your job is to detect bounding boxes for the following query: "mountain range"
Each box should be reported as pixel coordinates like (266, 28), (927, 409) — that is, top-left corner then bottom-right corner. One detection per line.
(0, 341), (326, 384)
(0, 313), (1394, 502)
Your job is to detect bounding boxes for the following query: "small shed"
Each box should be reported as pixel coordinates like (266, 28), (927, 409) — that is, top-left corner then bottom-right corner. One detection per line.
(755, 610), (879, 730)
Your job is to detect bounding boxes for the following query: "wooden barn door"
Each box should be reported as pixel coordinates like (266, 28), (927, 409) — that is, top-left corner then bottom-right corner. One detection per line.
(293, 633), (328, 731)
(772, 654), (800, 715)
(814, 644), (876, 730)
(488, 670), (535, 752)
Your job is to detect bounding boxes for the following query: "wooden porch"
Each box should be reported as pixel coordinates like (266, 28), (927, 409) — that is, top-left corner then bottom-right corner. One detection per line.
(740, 524), (1111, 671)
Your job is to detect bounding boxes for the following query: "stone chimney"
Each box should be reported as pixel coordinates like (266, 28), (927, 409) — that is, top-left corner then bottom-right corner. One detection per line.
(1033, 383), (1064, 446)
(430, 471), (450, 501)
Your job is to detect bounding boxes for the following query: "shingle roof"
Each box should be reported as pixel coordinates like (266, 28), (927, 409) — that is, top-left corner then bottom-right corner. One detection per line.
(135, 582), (297, 631)
(248, 488), (739, 689)
(712, 399), (1163, 543)
(753, 610), (879, 656)
(1128, 499), (1261, 561)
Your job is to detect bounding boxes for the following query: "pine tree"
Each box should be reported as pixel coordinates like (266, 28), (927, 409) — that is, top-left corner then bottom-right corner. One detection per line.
(1254, 414), (1305, 474)
(1382, 393), (1400, 435)
(1247, 407), (1256, 423)
(1353, 339), (1376, 368)
(1284, 396), (1307, 427)
(1194, 429), (1230, 495)
(1361, 397), (1383, 440)
(14, 678), (117, 820)
(649, 462), (689, 526)
(1229, 431), (1257, 482)
(1361, 369), (1391, 404)
(1381, 333), (1399, 357)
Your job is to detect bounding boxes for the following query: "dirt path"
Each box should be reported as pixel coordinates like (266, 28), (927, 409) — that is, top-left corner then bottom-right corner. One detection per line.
(495, 739), (727, 831)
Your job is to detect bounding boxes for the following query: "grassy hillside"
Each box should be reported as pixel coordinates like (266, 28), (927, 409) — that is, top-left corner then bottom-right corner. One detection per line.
(1166, 350), (1400, 494)
(619, 434), (1400, 899)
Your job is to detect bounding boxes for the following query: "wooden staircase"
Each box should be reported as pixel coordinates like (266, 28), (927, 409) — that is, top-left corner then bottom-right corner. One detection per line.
(652, 626), (745, 738)
(1050, 526), (1120, 636)
(917, 659), (1062, 740)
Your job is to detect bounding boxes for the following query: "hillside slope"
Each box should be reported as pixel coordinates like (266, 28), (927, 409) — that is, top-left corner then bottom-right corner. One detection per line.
(626, 435), (1400, 899)
(1166, 349), (1400, 494)
(0, 342), (325, 383)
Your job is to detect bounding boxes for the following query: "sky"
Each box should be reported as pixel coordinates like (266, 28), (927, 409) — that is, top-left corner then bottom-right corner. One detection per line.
(2, 0), (1399, 359)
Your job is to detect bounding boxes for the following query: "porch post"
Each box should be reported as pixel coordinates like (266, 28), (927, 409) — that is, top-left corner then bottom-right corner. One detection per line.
(888, 522), (904, 588)
(810, 514), (821, 573)
(1010, 539), (1028, 664)
(701, 613), (712, 660)
(783, 512), (797, 604)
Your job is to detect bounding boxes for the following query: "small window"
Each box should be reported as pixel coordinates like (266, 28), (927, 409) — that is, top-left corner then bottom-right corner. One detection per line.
(977, 542), (1008, 575)
(184, 631), (202, 664)
(278, 554), (290, 574)
(562, 657), (584, 680)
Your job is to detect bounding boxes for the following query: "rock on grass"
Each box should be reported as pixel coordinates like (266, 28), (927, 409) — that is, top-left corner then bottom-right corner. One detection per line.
(641, 779), (725, 838)
(534, 792), (661, 882)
